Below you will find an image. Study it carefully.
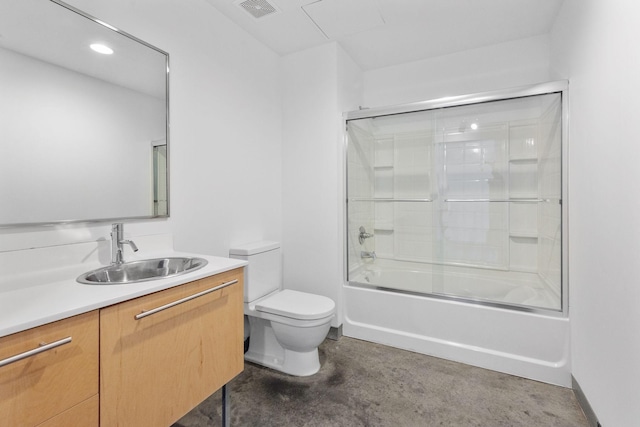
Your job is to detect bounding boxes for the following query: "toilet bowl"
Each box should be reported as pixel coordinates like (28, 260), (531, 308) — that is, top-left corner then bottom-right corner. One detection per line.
(229, 241), (335, 376)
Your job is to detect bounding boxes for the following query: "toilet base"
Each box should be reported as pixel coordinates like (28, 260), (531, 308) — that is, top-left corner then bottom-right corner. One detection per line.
(245, 348), (320, 377)
(245, 315), (324, 376)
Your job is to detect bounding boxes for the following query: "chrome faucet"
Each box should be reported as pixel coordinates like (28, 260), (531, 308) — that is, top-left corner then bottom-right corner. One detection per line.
(358, 226), (374, 244)
(361, 251), (376, 261)
(111, 223), (138, 265)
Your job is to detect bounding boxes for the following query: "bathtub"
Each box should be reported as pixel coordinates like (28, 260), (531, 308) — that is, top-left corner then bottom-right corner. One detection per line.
(344, 260), (570, 386)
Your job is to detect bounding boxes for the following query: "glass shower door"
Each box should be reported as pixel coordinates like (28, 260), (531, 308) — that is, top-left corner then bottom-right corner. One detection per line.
(346, 110), (435, 294)
(346, 89), (563, 311)
(430, 94), (563, 309)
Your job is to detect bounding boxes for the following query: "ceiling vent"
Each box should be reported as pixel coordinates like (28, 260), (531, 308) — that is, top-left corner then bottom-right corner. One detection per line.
(235, 0), (280, 19)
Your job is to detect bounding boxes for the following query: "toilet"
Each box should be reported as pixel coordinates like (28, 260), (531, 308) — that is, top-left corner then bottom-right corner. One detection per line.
(229, 241), (335, 376)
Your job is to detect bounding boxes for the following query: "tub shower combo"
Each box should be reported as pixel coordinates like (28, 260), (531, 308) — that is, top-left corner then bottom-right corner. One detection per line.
(344, 82), (569, 386)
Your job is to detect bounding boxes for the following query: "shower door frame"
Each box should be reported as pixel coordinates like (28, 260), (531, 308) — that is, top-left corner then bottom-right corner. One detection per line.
(343, 80), (569, 316)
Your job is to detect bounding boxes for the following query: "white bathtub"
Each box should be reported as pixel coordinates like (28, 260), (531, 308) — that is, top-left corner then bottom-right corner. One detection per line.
(344, 260), (570, 386)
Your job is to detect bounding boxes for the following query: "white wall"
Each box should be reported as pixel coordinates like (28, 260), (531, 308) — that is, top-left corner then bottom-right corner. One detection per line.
(0, 0), (282, 257)
(363, 35), (551, 108)
(551, 1), (640, 425)
(281, 42), (362, 327)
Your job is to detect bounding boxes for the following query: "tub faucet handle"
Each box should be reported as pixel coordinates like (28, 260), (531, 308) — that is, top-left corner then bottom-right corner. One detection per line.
(358, 226), (374, 244)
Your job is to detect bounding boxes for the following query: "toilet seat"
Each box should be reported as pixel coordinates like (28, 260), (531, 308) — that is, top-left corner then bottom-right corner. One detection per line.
(256, 290), (335, 321)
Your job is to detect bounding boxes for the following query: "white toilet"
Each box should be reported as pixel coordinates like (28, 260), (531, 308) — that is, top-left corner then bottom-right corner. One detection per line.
(229, 241), (335, 376)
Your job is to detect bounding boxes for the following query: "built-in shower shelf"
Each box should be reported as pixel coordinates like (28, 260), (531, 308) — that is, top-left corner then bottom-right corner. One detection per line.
(509, 266), (538, 273)
(374, 224), (394, 232)
(509, 231), (538, 239)
(509, 157), (538, 163)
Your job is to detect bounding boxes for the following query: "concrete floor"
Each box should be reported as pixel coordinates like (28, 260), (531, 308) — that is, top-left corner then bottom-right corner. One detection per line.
(174, 337), (588, 427)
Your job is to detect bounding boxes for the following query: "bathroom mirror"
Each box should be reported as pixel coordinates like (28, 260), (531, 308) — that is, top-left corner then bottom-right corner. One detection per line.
(0, 0), (169, 227)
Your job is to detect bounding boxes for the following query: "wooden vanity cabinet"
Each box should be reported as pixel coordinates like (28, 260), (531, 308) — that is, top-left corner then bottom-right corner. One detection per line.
(0, 311), (99, 427)
(99, 268), (244, 427)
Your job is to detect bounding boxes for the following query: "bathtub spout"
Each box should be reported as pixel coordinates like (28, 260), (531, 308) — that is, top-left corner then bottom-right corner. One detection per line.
(361, 251), (376, 261)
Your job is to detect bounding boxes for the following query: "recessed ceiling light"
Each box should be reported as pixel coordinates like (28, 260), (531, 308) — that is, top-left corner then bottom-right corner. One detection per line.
(90, 43), (114, 55)
(470, 122), (479, 130)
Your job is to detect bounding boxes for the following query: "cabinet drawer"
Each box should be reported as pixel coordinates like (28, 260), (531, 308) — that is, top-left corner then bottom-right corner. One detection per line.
(100, 268), (244, 427)
(0, 311), (99, 427)
(37, 395), (99, 427)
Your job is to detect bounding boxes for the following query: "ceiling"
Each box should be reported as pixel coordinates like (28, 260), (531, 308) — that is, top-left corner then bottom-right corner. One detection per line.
(203, 0), (565, 70)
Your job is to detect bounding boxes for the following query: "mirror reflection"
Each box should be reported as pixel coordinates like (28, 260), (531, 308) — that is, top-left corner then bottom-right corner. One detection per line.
(0, 0), (169, 226)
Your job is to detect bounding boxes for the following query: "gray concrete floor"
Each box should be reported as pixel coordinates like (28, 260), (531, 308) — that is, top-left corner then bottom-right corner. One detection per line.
(174, 337), (588, 427)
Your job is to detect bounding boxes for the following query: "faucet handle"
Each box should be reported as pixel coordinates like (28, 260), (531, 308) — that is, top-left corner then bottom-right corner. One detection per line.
(111, 222), (123, 237)
(358, 226), (374, 244)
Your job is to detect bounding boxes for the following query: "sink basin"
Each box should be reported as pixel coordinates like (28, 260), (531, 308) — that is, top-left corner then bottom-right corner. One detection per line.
(77, 257), (208, 284)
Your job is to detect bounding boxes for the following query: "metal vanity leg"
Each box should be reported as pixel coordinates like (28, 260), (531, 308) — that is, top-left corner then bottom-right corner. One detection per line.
(222, 384), (230, 427)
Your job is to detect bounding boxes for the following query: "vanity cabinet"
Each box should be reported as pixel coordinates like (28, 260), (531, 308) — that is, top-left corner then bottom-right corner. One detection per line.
(0, 311), (99, 427)
(99, 268), (244, 427)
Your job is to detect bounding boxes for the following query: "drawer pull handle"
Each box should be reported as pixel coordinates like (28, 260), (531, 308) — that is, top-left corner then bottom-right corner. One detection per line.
(135, 279), (238, 320)
(0, 337), (72, 368)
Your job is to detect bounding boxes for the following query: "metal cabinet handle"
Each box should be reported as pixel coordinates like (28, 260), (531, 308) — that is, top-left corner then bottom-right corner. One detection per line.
(0, 337), (72, 368)
(135, 279), (238, 320)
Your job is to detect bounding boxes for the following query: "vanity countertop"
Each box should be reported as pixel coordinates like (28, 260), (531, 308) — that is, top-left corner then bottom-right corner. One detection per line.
(0, 234), (247, 338)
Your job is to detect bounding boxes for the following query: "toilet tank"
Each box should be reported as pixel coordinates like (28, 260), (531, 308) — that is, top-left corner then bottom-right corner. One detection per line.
(229, 241), (281, 303)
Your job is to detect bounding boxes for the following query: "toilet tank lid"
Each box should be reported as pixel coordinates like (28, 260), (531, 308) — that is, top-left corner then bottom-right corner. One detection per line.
(229, 240), (280, 256)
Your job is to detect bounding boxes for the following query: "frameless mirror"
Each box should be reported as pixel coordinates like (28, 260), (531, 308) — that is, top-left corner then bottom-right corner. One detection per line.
(0, 0), (169, 227)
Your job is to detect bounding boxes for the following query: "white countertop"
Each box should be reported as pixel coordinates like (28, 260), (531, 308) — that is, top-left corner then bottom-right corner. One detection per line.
(0, 234), (247, 338)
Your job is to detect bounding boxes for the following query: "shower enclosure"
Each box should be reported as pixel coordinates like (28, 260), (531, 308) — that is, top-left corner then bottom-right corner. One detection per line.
(343, 82), (569, 385)
(346, 83), (565, 312)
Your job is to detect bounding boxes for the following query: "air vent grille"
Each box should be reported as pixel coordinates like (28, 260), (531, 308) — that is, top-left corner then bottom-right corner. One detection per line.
(236, 0), (280, 19)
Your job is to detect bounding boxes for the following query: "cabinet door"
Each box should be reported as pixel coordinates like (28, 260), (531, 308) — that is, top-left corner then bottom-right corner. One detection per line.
(37, 395), (99, 427)
(100, 268), (244, 427)
(0, 311), (99, 427)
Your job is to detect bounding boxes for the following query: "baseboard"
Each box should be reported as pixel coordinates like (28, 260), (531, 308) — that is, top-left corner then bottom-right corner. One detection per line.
(573, 375), (601, 427)
(327, 324), (343, 341)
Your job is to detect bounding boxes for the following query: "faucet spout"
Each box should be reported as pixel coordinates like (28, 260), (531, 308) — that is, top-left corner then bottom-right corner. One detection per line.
(111, 223), (138, 265)
(122, 239), (139, 252)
